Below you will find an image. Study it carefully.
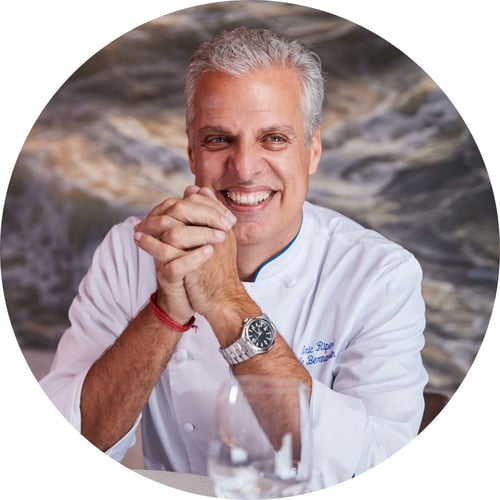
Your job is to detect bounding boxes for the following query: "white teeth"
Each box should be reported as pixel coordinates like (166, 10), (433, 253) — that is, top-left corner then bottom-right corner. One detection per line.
(226, 191), (272, 206)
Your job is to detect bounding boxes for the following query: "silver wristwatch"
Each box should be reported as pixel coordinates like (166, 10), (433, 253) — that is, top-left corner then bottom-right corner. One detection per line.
(220, 313), (277, 365)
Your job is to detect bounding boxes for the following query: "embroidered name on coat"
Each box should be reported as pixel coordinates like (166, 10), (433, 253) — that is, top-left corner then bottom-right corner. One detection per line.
(299, 340), (336, 366)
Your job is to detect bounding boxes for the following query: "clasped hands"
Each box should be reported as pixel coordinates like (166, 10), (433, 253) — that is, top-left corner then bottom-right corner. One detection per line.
(134, 186), (247, 333)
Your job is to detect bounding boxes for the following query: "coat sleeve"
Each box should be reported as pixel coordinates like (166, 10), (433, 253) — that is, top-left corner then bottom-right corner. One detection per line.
(309, 254), (428, 486)
(40, 217), (150, 461)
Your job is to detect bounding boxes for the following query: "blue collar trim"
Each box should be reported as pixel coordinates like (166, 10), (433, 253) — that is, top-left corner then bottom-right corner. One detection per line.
(251, 221), (302, 282)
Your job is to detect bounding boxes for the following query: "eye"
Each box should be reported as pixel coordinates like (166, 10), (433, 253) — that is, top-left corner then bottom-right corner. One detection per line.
(262, 134), (288, 150)
(266, 135), (285, 143)
(203, 136), (232, 151)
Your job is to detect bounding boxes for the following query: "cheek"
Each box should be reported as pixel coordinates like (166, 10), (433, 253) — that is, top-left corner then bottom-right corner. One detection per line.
(281, 163), (311, 194)
(198, 152), (228, 175)
(192, 157), (225, 187)
(189, 149), (210, 179)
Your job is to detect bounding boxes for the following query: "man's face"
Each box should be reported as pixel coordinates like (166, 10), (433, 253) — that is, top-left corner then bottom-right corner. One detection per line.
(187, 66), (321, 255)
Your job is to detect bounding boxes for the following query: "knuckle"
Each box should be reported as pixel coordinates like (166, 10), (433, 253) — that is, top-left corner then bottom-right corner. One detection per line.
(165, 200), (186, 219)
(158, 260), (178, 283)
(163, 258), (186, 281)
(151, 197), (171, 213)
(160, 226), (184, 247)
(148, 215), (177, 237)
(162, 197), (178, 210)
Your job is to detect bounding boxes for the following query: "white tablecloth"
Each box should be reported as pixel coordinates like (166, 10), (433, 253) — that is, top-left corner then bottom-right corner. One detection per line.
(134, 469), (215, 496)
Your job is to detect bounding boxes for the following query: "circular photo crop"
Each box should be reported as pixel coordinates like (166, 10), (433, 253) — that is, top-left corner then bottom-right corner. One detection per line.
(1, 1), (498, 498)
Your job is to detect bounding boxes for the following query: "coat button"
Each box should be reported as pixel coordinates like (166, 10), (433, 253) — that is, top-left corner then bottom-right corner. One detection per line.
(183, 422), (195, 432)
(284, 276), (296, 288)
(175, 349), (188, 361)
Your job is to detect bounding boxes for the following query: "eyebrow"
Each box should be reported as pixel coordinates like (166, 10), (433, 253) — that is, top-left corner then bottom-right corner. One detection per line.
(260, 125), (297, 138)
(197, 124), (298, 140)
(197, 126), (231, 140)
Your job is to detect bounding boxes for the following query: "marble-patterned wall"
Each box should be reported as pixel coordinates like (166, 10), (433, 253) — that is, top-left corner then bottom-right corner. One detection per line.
(1, 2), (498, 396)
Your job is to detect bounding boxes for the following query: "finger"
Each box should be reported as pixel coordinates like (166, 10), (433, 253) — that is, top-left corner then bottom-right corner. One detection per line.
(158, 245), (215, 284)
(135, 213), (183, 239)
(197, 186), (218, 201)
(135, 228), (222, 261)
(148, 197), (179, 217)
(134, 231), (185, 262)
(183, 187), (227, 214)
(135, 231), (215, 284)
(167, 195), (237, 230)
(182, 189), (222, 210)
(160, 225), (226, 249)
(183, 185), (201, 197)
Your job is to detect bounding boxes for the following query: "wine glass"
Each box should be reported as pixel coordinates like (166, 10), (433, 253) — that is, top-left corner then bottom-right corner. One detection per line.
(207, 375), (312, 499)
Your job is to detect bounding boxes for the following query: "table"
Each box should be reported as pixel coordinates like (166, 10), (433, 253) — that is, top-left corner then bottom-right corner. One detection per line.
(134, 469), (215, 496)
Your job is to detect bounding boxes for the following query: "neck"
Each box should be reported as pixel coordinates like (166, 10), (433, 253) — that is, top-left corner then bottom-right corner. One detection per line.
(236, 229), (300, 282)
(236, 245), (263, 282)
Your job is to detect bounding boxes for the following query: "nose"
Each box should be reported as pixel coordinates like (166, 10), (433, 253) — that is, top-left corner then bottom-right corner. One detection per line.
(226, 142), (263, 182)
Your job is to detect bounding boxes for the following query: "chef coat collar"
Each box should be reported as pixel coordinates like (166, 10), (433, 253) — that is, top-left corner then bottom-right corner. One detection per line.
(248, 212), (304, 283)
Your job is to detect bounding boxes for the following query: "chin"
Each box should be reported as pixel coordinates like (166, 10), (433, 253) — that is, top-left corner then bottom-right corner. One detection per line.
(233, 223), (266, 247)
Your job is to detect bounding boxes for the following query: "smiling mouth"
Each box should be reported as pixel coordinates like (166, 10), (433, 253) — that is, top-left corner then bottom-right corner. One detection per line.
(224, 190), (273, 206)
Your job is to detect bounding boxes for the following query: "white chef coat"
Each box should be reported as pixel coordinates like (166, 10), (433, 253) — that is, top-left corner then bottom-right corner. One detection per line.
(40, 201), (428, 487)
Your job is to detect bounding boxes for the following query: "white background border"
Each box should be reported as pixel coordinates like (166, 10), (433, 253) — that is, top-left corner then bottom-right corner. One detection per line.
(1, 1), (499, 498)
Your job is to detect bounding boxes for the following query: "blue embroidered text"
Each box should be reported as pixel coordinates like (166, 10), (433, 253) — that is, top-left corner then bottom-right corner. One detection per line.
(299, 339), (336, 366)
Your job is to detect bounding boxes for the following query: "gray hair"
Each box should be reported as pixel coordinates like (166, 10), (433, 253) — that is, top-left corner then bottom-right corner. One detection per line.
(184, 27), (325, 146)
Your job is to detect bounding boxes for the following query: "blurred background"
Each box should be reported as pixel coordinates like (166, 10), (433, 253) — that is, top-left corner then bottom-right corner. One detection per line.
(1, 0), (498, 419)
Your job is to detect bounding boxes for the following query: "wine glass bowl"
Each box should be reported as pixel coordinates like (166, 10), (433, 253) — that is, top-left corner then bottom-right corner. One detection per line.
(207, 375), (312, 499)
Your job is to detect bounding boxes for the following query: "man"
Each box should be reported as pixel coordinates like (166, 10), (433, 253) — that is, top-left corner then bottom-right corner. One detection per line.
(41, 27), (427, 487)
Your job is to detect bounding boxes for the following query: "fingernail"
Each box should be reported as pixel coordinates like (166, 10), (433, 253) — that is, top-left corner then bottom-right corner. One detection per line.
(220, 216), (231, 229)
(221, 214), (237, 229)
(204, 245), (214, 255)
(134, 231), (142, 243)
(214, 230), (226, 241)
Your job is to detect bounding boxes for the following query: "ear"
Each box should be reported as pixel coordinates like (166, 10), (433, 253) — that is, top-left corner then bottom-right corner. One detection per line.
(186, 130), (196, 175)
(308, 127), (322, 175)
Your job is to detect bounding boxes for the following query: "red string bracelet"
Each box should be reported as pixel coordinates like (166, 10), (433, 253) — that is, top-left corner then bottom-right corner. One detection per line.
(149, 292), (197, 333)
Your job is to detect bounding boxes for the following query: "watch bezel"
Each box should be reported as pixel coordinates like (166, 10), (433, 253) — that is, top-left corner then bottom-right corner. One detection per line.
(219, 313), (277, 365)
(243, 314), (276, 353)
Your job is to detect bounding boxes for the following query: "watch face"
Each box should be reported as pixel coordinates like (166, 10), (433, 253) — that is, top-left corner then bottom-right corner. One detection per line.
(247, 318), (275, 349)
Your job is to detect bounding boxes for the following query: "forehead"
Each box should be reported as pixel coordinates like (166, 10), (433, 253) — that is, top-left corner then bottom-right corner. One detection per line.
(191, 66), (304, 128)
